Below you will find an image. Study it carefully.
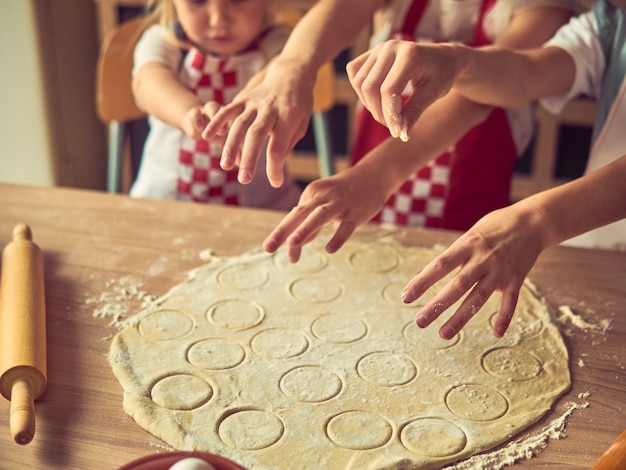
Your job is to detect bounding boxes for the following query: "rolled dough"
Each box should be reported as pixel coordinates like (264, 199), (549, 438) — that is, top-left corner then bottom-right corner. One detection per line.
(109, 239), (570, 469)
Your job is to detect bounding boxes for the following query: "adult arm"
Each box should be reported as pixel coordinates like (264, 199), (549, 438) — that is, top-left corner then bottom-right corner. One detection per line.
(202, 0), (385, 187)
(264, 6), (576, 260)
(402, 154), (626, 340)
(347, 8), (577, 135)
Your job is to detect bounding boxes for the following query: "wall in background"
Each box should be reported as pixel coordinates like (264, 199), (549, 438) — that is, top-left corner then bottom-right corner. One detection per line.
(0, 0), (107, 190)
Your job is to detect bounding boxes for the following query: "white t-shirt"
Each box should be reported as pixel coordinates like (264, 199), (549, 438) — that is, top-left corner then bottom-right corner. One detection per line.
(540, 7), (626, 251)
(130, 25), (301, 211)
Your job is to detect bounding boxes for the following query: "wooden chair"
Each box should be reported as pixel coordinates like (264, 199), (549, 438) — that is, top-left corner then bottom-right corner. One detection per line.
(96, 13), (336, 194)
(96, 16), (150, 193)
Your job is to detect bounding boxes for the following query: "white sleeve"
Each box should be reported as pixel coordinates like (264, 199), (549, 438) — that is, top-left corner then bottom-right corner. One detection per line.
(133, 24), (182, 76)
(539, 11), (605, 115)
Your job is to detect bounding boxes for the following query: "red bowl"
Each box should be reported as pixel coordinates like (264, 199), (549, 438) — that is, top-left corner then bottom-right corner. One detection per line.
(118, 451), (246, 470)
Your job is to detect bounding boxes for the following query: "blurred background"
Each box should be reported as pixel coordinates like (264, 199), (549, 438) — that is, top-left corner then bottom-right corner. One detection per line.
(0, 0), (595, 202)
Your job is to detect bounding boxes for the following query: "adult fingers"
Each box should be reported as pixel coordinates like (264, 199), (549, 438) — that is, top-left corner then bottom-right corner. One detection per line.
(437, 276), (498, 340)
(263, 204), (316, 253)
(202, 103), (241, 140)
(324, 218), (358, 254)
(411, 253), (487, 329)
(402, 247), (467, 303)
(492, 286), (521, 338)
(265, 115), (309, 188)
(220, 108), (258, 175)
(346, 51), (372, 110)
(237, 107), (278, 184)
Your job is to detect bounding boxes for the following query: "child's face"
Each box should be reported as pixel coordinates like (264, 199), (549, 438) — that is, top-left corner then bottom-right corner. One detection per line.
(173, 0), (269, 56)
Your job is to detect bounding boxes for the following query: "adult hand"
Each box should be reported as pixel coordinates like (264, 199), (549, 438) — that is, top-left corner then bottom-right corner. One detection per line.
(347, 40), (462, 141)
(263, 166), (389, 263)
(401, 205), (546, 340)
(202, 58), (316, 187)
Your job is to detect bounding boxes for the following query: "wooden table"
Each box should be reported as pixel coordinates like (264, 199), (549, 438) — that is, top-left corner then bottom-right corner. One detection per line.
(0, 183), (624, 469)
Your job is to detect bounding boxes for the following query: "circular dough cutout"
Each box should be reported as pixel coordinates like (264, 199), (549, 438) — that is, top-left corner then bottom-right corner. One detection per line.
(251, 328), (309, 359)
(357, 351), (417, 386)
(218, 409), (284, 450)
(138, 310), (194, 340)
(217, 263), (269, 290)
(401, 418), (467, 457)
(445, 383), (509, 421)
(482, 347), (543, 381)
(311, 315), (368, 343)
(206, 299), (264, 330)
(348, 246), (400, 273)
(327, 411), (392, 449)
(151, 374), (213, 410)
(289, 278), (343, 303)
(187, 339), (246, 370)
(280, 366), (343, 402)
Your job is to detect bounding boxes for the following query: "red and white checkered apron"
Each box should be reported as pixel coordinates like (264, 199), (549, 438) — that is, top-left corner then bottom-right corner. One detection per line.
(176, 49), (253, 204)
(350, 0), (517, 231)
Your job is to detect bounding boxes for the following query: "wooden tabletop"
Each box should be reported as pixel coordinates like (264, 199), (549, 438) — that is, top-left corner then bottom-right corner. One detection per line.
(0, 183), (624, 469)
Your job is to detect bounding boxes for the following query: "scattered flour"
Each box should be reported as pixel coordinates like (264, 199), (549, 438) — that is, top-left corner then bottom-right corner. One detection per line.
(86, 276), (158, 328)
(444, 401), (589, 470)
(557, 305), (611, 333)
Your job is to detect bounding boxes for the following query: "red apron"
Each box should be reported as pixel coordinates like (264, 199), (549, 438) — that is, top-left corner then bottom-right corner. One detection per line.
(350, 0), (518, 230)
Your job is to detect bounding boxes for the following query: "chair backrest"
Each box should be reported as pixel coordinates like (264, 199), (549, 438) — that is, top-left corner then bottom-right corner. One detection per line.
(96, 16), (153, 124)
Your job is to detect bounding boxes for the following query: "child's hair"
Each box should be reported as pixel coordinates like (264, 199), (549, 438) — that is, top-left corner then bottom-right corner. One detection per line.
(144, 0), (285, 49)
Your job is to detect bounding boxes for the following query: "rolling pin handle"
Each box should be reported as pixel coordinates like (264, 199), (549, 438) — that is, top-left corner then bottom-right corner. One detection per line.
(12, 224), (32, 242)
(9, 377), (36, 445)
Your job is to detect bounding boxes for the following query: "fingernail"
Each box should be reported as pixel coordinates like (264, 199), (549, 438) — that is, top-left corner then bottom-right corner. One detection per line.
(439, 326), (454, 340)
(399, 125), (409, 142)
(238, 169), (251, 183)
(415, 312), (427, 328)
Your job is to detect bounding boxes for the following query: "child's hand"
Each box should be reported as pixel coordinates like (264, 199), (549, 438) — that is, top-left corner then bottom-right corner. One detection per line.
(347, 40), (462, 142)
(401, 204), (545, 340)
(182, 103), (229, 149)
(263, 166), (389, 263)
(181, 106), (210, 141)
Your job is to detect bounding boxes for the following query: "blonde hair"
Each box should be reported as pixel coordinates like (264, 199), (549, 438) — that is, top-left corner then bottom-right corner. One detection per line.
(144, 0), (285, 48)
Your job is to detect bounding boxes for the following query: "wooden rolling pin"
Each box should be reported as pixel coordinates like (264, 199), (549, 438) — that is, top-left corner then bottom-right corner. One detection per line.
(0, 224), (47, 445)
(592, 430), (626, 470)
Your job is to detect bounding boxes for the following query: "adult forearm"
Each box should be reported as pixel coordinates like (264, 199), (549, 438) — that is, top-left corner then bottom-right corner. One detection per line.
(516, 155), (626, 250)
(276, 0), (383, 76)
(356, 91), (492, 196)
(453, 45), (576, 108)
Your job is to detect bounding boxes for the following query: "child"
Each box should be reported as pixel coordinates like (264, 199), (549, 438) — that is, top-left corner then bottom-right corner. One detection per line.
(129, 0), (301, 211)
(345, 0), (626, 338)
